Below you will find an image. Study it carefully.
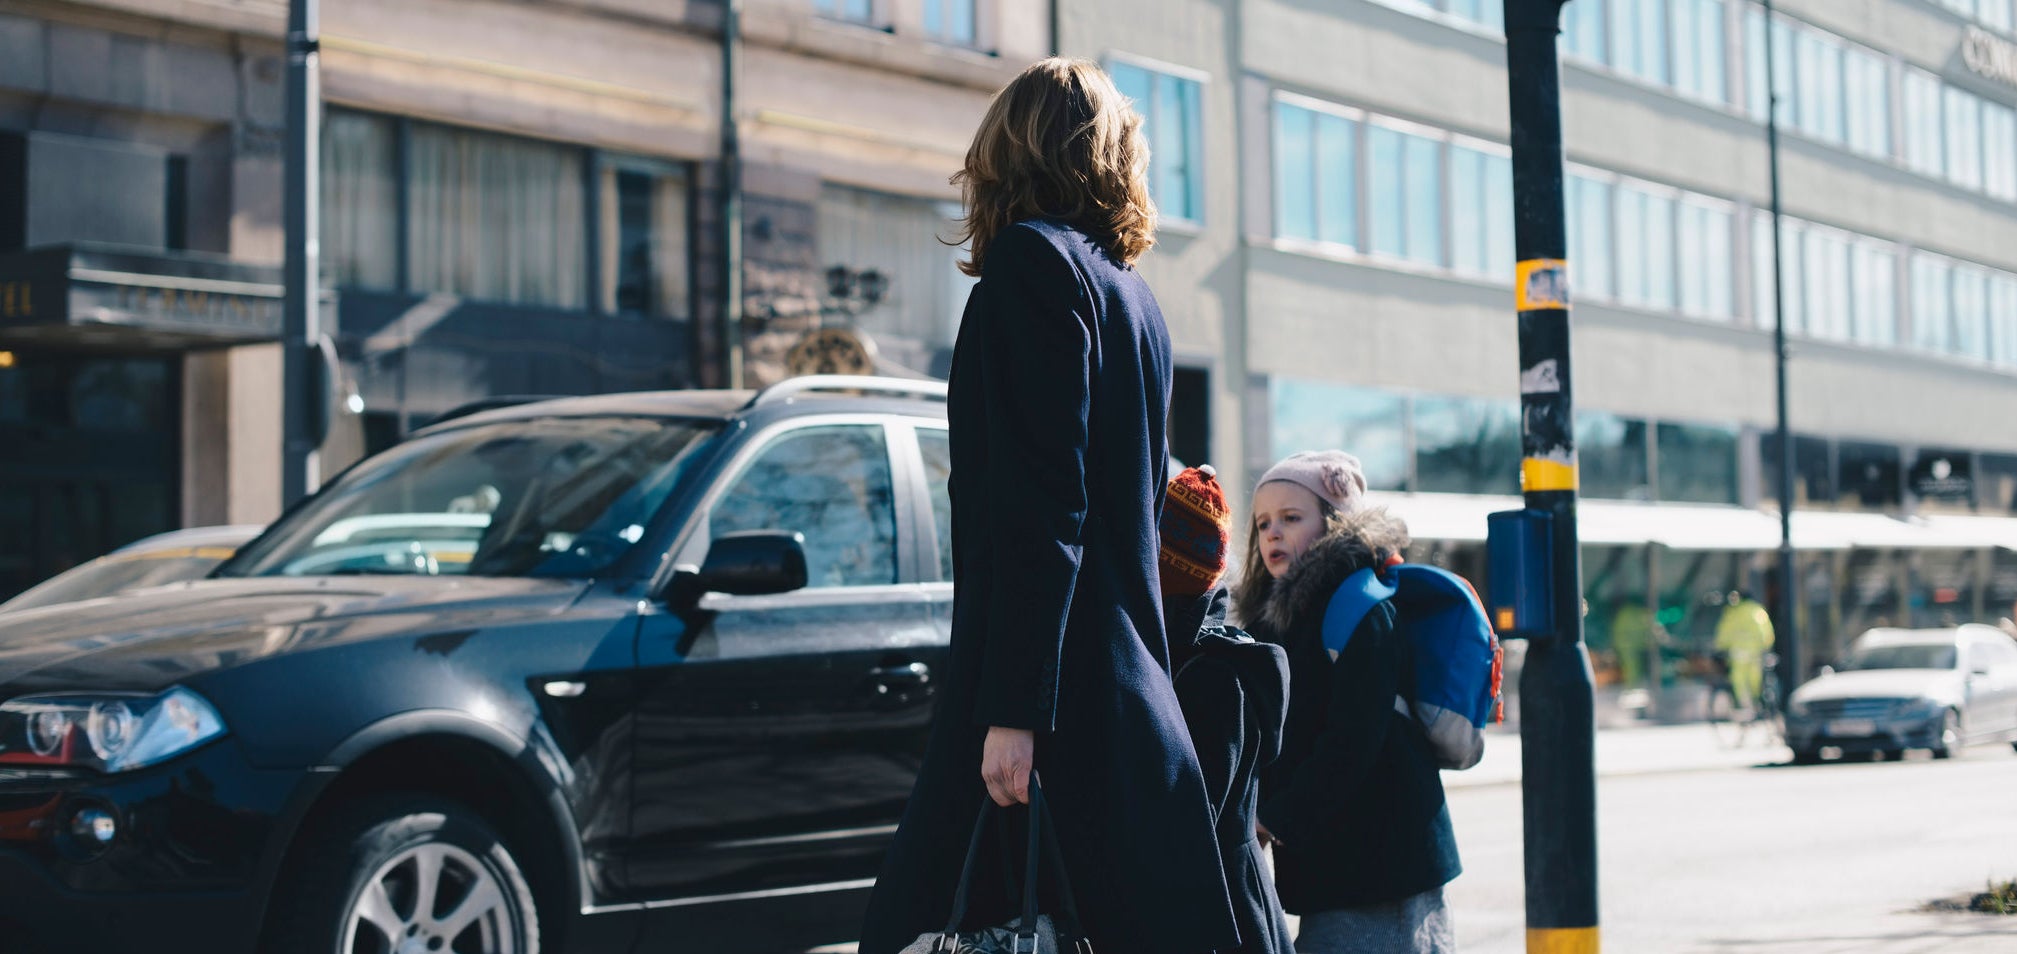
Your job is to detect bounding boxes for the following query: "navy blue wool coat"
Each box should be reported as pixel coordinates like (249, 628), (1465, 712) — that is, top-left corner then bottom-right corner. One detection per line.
(861, 220), (1239, 954)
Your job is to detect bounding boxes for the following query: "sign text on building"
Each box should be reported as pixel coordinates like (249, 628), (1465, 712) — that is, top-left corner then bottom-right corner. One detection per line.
(1963, 27), (2017, 90)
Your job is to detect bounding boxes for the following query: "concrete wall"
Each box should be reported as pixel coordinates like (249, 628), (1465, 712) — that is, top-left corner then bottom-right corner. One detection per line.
(1059, 0), (1252, 488)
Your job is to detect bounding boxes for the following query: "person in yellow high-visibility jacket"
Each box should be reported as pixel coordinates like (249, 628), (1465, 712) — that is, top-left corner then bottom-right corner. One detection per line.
(1715, 591), (1776, 710)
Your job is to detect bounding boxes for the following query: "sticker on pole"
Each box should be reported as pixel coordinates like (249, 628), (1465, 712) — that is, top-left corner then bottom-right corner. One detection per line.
(1516, 259), (1570, 312)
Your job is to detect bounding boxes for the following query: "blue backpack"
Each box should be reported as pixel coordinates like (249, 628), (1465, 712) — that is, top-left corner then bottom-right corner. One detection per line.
(1321, 564), (1504, 770)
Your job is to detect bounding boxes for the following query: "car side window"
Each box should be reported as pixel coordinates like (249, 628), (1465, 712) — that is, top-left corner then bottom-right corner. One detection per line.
(918, 427), (953, 583)
(708, 424), (897, 588)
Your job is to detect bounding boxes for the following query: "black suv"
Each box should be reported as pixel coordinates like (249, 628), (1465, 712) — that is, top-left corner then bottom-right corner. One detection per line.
(0, 376), (957, 954)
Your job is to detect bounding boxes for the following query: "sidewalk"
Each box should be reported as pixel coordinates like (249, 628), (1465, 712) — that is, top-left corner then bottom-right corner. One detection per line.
(1445, 720), (1786, 789)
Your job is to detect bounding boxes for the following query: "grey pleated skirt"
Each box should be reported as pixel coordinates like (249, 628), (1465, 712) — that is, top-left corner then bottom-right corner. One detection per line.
(1292, 887), (1456, 954)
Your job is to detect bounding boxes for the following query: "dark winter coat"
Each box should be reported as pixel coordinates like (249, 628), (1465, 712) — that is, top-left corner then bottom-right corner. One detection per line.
(861, 219), (1239, 954)
(1167, 586), (1294, 954)
(1242, 517), (1462, 915)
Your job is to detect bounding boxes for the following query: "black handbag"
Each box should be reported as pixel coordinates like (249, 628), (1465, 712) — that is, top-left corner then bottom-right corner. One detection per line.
(899, 773), (1094, 954)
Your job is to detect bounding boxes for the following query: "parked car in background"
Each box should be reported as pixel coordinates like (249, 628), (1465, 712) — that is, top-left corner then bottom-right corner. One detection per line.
(0, 376), (952, 954)
(0, 525), (264, 616)
(1784, 625), (2017, 764)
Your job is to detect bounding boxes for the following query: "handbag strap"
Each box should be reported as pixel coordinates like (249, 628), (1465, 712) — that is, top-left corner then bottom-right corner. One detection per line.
(941, 771), (1093, 951)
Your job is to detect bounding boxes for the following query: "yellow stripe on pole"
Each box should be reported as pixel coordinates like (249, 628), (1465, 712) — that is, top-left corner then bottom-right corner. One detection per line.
(1522, 457), (1579, 492)
(1528, 927), (1600, 954)
(1516, 258), (1570, 312)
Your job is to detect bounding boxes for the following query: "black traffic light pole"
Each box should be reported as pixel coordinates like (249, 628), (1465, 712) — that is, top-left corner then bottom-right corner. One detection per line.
(1504, 2), (1599, 951)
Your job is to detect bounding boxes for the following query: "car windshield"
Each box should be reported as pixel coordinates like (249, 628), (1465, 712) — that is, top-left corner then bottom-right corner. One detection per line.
(220, 417), (714, 579)
(0, 551), (236, 614)
(1845, 644), (1957, 671)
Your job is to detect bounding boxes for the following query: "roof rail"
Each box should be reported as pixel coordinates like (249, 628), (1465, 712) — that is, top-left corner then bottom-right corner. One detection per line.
(745, 375), (948, 409)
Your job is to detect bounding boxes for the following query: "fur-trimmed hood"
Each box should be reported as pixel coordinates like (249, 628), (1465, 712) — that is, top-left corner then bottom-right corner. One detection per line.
(1237, 508), (1411, 635)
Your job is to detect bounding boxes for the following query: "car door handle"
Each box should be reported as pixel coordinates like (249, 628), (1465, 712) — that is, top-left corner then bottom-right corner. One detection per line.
(868, 662), (931, 690)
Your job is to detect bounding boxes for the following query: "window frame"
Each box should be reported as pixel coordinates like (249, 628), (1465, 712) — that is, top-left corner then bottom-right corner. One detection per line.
(1105, 52), (1212, 230)
(672, 413), (925, 590)
(1270, 91), (1369, 256)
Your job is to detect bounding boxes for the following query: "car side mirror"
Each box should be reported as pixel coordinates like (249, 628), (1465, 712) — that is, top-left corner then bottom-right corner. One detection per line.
(690, 530), (809, 599)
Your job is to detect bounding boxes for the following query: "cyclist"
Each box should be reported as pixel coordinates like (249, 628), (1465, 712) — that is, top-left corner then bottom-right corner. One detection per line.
(1714, 590), (1775, 712)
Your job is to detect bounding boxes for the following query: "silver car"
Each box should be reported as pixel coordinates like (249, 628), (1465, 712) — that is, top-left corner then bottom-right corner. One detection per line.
(0, 525), (263, 616)
(1785, 625), (2017, 764)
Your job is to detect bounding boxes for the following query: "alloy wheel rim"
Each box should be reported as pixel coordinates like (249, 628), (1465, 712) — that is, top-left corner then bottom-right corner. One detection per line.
(342, 842), (517, 954)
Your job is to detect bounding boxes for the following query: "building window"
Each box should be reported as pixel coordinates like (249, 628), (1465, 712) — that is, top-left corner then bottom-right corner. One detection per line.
(1800, 226), (1852, 342)
(1985, 101), (2017, 202)
(1670, 0), (1727, 104)
(1578, 412), (1652, 500)
(1656, 422), (1739, 504)
(813, 0), (876, 24)
(922, 0), (976, 46)
(1954, 264), (1991, 361)
(1269, 380), (1409, 491)
(1760, 432), (1838, 508)
(1610, 0), (1671, 85)
(1441, 0), (1505, 31)
(1794, 29), (1845, 144)
(1272, 99), (1358, 249)
(1567, 173), (1614, 300)
(408, 123), (587, 309)
(1414, 396), (1521, 496)
(1843, 45), (1891, 159)
(1563, 0), (1608, 64)
(1614, 182), (1676, 311)
(1904, 69), (1946, 177)
(1675, 199), (1733, 320)
(1837, 441), (1903, 511)
(1369, 123), (1444, 266)
(322, 110), (400, 291)
(1851, 240), (1899, 347)
(1992, 274), (2017, 368)
(1109, 60), (1205, 224)
(1449, 142), (1513, 281)
(601, 161), (690, 319)
(817, 185), (973, 377)
(1911, 253), (1954, 355)
(1945, 87), (1986, 191)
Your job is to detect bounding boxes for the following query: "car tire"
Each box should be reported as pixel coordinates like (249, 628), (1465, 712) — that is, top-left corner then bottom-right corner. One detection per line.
(1791, 748), (1822, 765)
(264, 795), (541, 954)
(1931, 710), (1963, 761)
(1880, 748), (1904, 762)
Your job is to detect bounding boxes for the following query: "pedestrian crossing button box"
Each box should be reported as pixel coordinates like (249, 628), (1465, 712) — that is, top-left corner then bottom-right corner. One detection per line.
(1486, 509), (1554, 639)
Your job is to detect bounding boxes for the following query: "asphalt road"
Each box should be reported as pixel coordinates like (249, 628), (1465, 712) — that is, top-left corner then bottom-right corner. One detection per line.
(1442, 742), (2017, 953)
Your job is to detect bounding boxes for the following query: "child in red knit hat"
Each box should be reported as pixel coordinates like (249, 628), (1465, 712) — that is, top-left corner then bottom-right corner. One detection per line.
(1158, 465), (1293, 954)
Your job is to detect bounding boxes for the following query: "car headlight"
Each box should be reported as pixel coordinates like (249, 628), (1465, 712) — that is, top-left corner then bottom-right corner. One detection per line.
(0, 687), (226, 772)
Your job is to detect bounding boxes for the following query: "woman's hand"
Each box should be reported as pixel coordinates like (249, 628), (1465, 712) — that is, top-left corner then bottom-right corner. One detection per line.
(1256, 820), (1280, 846)
(982, 726), (1035, 806)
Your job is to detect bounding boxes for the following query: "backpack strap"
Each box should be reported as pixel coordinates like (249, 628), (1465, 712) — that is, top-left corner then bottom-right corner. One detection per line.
(1320, 566), (1397, 659)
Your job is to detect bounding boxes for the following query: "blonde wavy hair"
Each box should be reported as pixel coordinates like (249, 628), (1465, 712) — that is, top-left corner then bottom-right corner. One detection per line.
(953, 57), (1157, 277)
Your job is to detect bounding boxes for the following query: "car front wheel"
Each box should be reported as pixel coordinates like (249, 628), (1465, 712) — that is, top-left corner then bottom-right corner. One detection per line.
(1931, 710), (1963, 760)
(266, 796), (541, 954)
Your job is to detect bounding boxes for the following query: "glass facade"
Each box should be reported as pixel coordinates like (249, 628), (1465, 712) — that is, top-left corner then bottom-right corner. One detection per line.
(1273, 100), (1358, 248)
(1412, 396), (1521, 496)
(921, 0), (976, 45)
(1656, 422), (1740, 504)
(1268, 380), (1409, 491)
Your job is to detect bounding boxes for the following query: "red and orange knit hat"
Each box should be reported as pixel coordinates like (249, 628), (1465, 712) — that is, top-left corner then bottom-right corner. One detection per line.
(1160, 465), (1233, 600)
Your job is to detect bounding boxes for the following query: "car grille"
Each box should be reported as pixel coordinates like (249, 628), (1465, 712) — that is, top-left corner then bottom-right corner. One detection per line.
(1804, 698), (1913, 719)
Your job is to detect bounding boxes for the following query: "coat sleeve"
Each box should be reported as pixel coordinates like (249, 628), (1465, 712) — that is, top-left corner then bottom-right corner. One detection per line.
(1180, 666), (1246, 825)
(970, 224), (1096, 732)
(1256, 606), (1404, 846)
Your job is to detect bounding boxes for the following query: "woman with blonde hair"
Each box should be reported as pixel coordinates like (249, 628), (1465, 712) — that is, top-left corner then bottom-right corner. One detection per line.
(861, 58), (1238, 954)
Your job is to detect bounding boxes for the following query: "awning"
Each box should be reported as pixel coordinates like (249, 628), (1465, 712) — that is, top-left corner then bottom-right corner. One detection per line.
(1371, 493), (2017, 552)
(0, 244), (313, 348)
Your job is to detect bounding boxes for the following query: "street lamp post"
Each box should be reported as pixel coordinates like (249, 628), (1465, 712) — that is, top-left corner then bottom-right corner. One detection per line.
(1763, 0), (1804, 701)
(282, 0), (322, 505)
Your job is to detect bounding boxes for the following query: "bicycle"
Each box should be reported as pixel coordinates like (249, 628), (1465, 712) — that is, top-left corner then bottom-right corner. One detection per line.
(1705, 651), (1782, 749)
